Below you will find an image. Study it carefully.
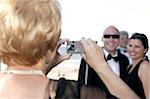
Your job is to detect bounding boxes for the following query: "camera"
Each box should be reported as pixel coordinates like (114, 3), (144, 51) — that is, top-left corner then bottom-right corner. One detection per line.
(66, 41), (84, 54)
(66, 40), (97, 54)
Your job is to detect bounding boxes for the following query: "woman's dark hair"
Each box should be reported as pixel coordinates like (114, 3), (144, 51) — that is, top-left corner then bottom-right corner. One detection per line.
(130, 33), (149, 50)
(130, 33), (149, 61)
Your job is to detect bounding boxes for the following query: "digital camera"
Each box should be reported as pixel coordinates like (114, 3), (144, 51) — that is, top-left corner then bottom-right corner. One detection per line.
(66, 41), (84, 54)
(66, 40), (97, 54)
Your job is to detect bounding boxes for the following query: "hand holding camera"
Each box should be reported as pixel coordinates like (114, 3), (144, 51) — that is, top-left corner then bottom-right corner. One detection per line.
(66, 41), (84, 54)
(66, 40), (97, 54)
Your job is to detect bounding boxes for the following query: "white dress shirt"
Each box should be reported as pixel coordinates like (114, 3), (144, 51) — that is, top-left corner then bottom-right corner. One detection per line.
(103, 48), (120, 76)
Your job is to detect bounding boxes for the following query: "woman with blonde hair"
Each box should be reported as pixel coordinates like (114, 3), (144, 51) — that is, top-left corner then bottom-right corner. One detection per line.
(0, 0), (70, 99)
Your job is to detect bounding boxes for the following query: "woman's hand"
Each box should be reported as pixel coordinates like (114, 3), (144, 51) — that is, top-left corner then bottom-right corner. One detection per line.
(79, 38), (107, 71)
(45, 38), (72, 74)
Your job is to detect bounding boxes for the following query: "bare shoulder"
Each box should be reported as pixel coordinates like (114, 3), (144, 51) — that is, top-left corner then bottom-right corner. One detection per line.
(138, 60), (150, 77)
(140, 60), (150, 70)
(0, 74), (50, 98)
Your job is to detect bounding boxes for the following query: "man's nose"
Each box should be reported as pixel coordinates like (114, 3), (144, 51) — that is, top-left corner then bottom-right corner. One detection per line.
(109, 36), (114, 40)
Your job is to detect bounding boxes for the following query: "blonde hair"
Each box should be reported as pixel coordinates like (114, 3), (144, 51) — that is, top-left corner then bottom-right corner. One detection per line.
(0, 0), (61, 66)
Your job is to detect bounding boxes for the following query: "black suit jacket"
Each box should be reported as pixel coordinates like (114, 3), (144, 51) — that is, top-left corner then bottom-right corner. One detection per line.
(78, 50), (129, 98)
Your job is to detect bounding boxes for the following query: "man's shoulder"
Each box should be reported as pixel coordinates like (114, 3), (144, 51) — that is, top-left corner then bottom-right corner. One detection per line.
(117, 50), (129, 64)
(118, 50), (128, 58)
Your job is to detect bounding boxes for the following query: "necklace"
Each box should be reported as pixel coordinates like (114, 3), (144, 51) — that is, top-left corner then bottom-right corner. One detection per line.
(1, 69), (45, 77)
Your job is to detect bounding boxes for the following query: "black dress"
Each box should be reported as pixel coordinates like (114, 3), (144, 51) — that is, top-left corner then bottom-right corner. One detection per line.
(125, 60), (146, 98)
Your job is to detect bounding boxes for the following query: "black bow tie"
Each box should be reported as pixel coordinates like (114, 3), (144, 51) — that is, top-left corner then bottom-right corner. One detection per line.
(107, 54), (119, 62)
(123, 50), (127, 52)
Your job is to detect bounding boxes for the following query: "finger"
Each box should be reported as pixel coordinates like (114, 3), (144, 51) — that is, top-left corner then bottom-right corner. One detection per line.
(81, 38), (95, 48)
(87, 38), (97, 46)
(81, 38), (93, 54)
(54, 38), (68, 52)
(75, 41), (84, 54)
(81, 38), (88, 47)
(80, 53), (87, 61)
(56, 39), (65, 48)
(62, 53), (72, 60)
(59, 38), (69, 44)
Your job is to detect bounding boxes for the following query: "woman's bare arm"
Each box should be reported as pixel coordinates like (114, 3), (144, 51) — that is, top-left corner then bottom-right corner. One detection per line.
(94, 63), (139, 98)
(138, 61), (150, 99)
(45, 39), (72, 74)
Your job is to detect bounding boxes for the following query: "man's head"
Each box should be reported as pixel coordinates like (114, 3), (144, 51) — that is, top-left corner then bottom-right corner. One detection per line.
(102, 25), (120, 55)
(119, 31), (129, 49)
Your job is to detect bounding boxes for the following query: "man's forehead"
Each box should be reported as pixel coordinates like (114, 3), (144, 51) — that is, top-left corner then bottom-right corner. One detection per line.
(103, 26), (119, 35)
(104, 30), (119, 35)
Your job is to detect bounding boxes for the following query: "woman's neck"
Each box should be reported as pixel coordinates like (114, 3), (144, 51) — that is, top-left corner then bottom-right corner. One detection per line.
(7, 65), (36, 70)
(132, 57), (144, 67)
(7, 59), (45, 73)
